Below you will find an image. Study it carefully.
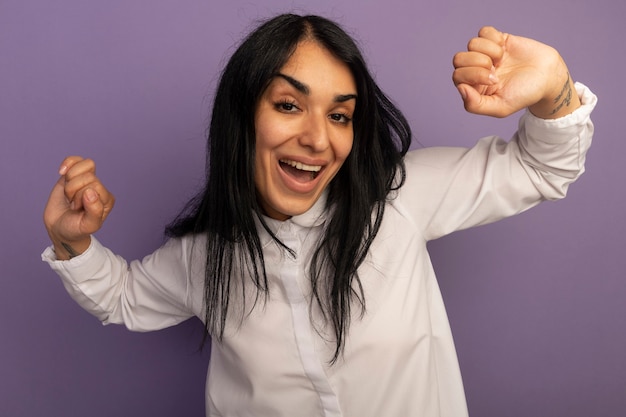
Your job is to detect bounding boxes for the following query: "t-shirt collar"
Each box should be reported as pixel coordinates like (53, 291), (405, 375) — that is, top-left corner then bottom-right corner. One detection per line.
(290, 191), (328, 228)
(256, 191), (329, 246)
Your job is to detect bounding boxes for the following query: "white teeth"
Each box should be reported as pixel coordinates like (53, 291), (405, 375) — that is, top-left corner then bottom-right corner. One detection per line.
(280, 159), (322, 172)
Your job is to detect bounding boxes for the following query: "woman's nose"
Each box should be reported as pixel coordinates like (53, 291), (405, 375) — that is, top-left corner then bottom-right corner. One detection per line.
(298, 113), (330, 152)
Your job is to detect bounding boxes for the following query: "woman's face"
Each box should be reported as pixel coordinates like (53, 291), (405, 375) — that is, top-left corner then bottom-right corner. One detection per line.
(254, 41), (357, 221)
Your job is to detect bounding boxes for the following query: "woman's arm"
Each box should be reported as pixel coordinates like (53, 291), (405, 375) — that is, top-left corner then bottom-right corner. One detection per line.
(43, 157), (197, 330)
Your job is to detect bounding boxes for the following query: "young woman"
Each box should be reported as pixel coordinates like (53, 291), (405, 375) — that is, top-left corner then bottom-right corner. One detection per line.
(43, 14), (596, 417)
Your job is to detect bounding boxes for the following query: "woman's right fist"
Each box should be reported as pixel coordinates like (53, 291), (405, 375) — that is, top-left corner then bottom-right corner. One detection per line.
(43, 156), (115, 260)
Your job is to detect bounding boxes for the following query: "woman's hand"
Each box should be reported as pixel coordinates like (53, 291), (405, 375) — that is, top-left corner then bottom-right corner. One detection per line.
(43, 156), (115, 260)
(452, 26), (580, 119)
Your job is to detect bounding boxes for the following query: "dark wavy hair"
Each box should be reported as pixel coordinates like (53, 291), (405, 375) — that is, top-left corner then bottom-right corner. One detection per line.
(166, 14), (411, 363)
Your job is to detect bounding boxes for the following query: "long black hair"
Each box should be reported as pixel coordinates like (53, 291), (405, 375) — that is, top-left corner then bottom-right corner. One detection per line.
(166, 14), (412, 363)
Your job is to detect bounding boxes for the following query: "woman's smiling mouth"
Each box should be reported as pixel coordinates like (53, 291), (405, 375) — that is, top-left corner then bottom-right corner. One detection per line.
(279, 159), (323, 182)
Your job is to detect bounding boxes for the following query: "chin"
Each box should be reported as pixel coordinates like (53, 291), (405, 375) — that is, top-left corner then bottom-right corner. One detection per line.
(262, 195), (319, 220)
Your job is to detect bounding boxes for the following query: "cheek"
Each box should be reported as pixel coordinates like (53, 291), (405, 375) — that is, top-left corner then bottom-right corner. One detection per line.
(255, 116), (292, 154)
(253, 139), (270, 190)
(254, 119), (271, 153)
(253, 122), (275, 174)
(335, 133), (354, 164)
(253, 120), (285, 191)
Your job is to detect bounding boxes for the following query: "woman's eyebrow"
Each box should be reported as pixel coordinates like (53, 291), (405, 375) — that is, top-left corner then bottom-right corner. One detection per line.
(335, 94), (357, 103)
(276, 73), (309, 95)
(276, 73), (357, 103)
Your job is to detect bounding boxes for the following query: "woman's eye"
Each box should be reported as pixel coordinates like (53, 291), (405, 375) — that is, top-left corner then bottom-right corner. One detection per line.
(330, 113), (352, 124)
(275, 101), (298, 112)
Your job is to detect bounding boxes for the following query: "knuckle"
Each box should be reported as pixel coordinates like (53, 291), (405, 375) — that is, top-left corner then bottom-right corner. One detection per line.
(452, 59), (459, 70)
(64, 156), (85, 172)
(64, 155), (83, 164)
(452, 52), (465, 68)
(82, 158), (96, 172)
(467, 38), (478, 51)
(451, 70), (463, 85)
(478, 26), (495, 37)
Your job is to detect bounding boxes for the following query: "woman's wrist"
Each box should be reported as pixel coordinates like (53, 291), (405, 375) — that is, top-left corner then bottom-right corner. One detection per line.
(50, 236), (91, 261)
(529, 66), (581, 119)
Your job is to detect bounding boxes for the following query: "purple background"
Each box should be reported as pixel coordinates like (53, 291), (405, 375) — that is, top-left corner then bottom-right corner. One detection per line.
(1, 0), (624, 416)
